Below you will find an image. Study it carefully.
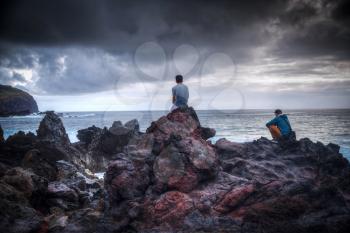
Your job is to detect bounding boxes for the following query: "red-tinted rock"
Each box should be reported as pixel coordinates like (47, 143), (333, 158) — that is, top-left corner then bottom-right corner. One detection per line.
(105, 157), (150, 202)
(1, 107), (350, 233)
(144, 191), (194, 227)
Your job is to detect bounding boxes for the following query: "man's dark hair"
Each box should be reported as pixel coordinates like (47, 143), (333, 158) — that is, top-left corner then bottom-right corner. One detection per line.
(175, 75), (183, 83)
(274, 109), (282, 114)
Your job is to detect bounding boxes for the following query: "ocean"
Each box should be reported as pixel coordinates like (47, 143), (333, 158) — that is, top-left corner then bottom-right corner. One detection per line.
(1, 109), (350, 160)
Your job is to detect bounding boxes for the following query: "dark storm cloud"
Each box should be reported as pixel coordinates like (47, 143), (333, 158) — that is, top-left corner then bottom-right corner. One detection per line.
(1, 0), (349, 55)
(0, 0), (349, 95)
(274, 0), (350, 59)
(0, 0), (286, 52)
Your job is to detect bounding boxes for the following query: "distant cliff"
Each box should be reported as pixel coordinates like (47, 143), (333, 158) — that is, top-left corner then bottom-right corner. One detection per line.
(0, 85), (38, 117)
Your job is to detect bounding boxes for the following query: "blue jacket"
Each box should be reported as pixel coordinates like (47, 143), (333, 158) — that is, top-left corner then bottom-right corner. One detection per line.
(266, 114), (292, 136)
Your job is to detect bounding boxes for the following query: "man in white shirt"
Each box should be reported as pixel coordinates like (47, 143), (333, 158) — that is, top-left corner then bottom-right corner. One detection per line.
(171, 75), (189, 111)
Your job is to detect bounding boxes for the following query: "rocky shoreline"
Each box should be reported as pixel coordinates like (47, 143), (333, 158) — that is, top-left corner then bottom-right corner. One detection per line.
(0, 108), (349, 233)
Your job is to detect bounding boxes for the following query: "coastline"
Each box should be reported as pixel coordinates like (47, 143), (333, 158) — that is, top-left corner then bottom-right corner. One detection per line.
(2, 109), (350, 160)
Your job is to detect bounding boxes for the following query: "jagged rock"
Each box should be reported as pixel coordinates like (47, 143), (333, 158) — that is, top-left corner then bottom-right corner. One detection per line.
(147, 108), (219, 193)
(56, 160), (80, 180)
(153, 138), (218, 193)
(111, 120), (122, 128)
(143, 191), (194, 227)
(0, 124), (4, 143)
(22, 149), (58, 181)
(2, 167), (36, 198)
(124, 119), (140, 133)
(198, 126), (216, 140)
(47, 215), (69, 232)
(34, 112), (86, 169)
(1, 106), (350, 233)
(77, 125), (102, 145)
(0, 84), (39, 117)
(49, 208), (104, 233)
(0, 131), (37, 166)
(47, 181), (79, 210)
(37, 111), (70, 144)
(76, 120), (142, 172)
(0, 200), (44, 233)
(2, 167), (48, 212)
(146, 107), (216, 155)
(105, 157), (150, 202)
(52, 160), (103, 210)
(0, 167), (46, 233)
(0, 162), (9, 177)
(104, 107), (350, 232)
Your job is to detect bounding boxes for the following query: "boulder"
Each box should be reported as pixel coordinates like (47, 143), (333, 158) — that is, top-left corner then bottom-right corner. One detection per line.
(124, 119), (140, 133)
(0, 199), (44, 233)
(47, 181), (79, 210)
(144, 191), (194, 227)
(198, 126), (216, 140)
(153, 143), (199, 193)
(0, 84), (38, 117)
(1, 131), (37, 166)
(22, 149), (58, 181)
(2, 167), (36, 198)
(0, 167), (47, 233)
(48, 208), (103, 233)
(146, 107), (216, 154)
(37, 111), (70, 144)
(105, 157), (150, 202)
(77, 125), (102, 145)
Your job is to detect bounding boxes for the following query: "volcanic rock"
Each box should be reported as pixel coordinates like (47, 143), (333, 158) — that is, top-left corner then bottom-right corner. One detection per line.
(21, 149), (58, 181)
(75, 119), (142, 172)
(104, 107), (350, 233)
(77, 125), (102, 145)
(0, 124), (4, 143)
(1, 106), (350, 233)
(0, 131), (37, 166)
(37, 111), (70, 145)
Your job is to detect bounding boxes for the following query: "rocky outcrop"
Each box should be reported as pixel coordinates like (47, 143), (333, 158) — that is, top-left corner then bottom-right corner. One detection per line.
(0, 107), (349, 233)
(74, 119), (143, 172)
(103, 107), (350, 233)
(0, 84), (38, 117)
(37, 111), (70, 145)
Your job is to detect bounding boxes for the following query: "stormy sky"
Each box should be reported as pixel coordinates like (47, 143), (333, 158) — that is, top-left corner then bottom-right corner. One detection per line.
(0, 0), (349, 111)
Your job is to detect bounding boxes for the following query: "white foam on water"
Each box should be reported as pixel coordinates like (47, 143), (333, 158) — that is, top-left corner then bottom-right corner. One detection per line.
(94, 172), (105, 180)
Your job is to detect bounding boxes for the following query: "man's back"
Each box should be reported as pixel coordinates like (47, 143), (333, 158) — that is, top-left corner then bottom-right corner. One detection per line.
(266, 114), (291, 136)
(172, 83), (189, 107)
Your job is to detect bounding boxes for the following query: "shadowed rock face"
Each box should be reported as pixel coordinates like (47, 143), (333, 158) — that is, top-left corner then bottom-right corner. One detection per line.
(37, 111), (70, 145)
(0, 124), (4, 143)
(0, 85), (38, 117)
(0, 108), (349, 233)
(74, 119), (144, 172)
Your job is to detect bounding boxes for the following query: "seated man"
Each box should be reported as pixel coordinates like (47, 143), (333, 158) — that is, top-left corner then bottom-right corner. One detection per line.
(266, 109), (293, 140)
(171, 74), (189, 111)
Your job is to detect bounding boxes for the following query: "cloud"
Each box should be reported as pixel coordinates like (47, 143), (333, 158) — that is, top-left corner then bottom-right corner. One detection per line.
(0, 0), (349, 109)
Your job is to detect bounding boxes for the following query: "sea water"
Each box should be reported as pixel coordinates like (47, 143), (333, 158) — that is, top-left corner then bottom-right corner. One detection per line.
(1, 109), (349, 160)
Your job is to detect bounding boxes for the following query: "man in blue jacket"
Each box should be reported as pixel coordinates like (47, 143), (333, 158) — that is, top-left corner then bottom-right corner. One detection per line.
(266, 109), (293, 140)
